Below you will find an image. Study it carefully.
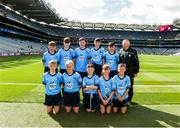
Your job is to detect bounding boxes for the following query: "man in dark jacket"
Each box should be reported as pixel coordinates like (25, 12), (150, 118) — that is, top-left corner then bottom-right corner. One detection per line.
(119, 39), (139, 105)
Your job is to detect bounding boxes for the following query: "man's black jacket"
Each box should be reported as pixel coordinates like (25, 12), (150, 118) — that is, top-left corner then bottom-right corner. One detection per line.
(119, 47), (139, 77)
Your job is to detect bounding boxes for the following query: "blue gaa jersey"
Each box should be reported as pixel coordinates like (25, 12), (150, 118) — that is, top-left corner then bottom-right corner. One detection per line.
(98, 76), (116, 98)
(42, 72), (63, 95)
(42, 51), (59, 67)
(74, 47), (90, 72)
(113, 75), (131, 100)
(90, 47), (106, 65)
(82, 75), (99, 94)
(62, 71), (82, 93)
(58, 48), (74, 70)
(103, 51), (119, 71)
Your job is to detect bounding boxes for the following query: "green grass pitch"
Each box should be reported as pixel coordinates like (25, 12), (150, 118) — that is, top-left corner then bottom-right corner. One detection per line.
(0, 55), (180, 127)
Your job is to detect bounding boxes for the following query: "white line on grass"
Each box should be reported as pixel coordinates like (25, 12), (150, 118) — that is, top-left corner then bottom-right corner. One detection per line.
(135, 85), (180, 87)
(0, 82), (41, 86)
(0, 82), (179, 87)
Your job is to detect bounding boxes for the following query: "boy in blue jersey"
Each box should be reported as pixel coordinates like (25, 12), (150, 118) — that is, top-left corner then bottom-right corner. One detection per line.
(82, 64), (99, 112)
(73, 37), (91, 78)
(58, 37), (74, 74)
(42, 41), (59, 72)
(42, 60), (63, 114)
(98, 64), (115, 114)
(112, 63), (131, 114)
(103, 42), (119, 78)
(90, 38), (106, 77)
(62, 60), (82, 113)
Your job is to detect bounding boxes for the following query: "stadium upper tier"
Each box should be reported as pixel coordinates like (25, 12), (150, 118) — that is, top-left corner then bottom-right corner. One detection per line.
(0, 2), (179, 49)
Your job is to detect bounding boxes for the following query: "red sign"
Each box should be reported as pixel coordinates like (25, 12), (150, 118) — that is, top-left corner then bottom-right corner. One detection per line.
(159, 25), (173, 32)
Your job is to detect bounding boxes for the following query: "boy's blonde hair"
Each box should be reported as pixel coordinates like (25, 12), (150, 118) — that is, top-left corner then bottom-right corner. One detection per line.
(48, 60), (57, 66)
(118, 63), (126, 69)
(102, 64), (110, 70)
(65, 60), (74, 67)
(48, 41), (56, 46)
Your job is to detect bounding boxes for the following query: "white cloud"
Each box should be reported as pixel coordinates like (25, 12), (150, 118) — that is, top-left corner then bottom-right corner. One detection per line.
(48, 0), (180, 24)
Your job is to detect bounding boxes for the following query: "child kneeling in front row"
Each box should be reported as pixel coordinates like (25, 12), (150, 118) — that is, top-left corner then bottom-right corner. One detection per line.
(98, 64), (115, 114)
(42, 60), (63, 114)
(62, 60), (82, 113)
(112, 63), (131, 114)
(82, 64), (99, 112)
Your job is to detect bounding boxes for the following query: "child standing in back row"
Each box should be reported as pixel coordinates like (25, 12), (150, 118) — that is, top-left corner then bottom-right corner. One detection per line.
(58, 37), (74, 74)
(103, 42), (119, 77)
(42, 41), (59, 72)
(73, 37), (91, 78)
(90, 38), (105, 77)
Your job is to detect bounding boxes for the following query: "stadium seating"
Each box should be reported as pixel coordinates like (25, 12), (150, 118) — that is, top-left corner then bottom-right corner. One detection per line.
(0, 36), (48, 53)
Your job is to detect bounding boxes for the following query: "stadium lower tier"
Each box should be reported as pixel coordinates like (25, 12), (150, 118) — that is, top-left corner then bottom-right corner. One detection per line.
(0, 36), (179, 56)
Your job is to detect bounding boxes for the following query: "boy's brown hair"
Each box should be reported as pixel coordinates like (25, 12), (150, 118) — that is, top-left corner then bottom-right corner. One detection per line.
(86, 63), (94, 69)
(108, 42), (115, 47)
(64, 37), (70, 43)
(79, 37), (86, 42)
(94, 38), (101, 42)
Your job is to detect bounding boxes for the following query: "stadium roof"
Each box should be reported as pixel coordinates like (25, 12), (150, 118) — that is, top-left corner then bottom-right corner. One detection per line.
(0, 0), (179, 31)
(56, 21), (159, 31)
(0, 0), (66, 23)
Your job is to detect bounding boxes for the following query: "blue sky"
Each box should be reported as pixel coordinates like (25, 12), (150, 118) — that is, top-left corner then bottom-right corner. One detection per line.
(48, 0), (180, 25)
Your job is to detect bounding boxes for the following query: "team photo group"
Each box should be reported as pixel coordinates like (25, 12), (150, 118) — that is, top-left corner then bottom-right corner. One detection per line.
(42, 37), (139, 115)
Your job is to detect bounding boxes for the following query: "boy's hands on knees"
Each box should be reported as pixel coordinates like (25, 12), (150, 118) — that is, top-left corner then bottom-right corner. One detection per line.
(102, 99), (108, 105)
(117, 96), (123, 102)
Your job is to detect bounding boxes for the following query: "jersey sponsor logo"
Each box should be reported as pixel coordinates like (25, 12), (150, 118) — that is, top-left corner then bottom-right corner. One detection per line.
(108, 59), (114, 65)
(66, 81), (72, 89)
(49, 82), (56, 90)
(63, 55), (69, 61)
(79, 54), (84, 61)
(118, 87), (124, 92)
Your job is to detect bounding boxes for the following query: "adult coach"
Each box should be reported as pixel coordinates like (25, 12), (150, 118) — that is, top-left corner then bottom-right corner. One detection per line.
(119, 39), (139, 105)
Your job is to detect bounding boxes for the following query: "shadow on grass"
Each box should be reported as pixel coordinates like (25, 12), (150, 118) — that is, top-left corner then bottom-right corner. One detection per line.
(49, 104), (180, 127)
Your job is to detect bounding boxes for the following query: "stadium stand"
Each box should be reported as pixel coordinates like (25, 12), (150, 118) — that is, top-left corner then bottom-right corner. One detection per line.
(0, 36), (48, 53)
(0, 1), (179, 56)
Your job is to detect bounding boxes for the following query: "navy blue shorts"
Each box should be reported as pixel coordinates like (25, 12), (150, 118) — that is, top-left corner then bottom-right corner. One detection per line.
(60, 69), (66, 74)
(93, 63), (102, 77)
(63, 91), (80, 107)
(109, 70), (117, 78)
(113, 99), (127, 108)
(44, 92), (62, 106)
(77, 71), (87, 78)
(83, 93), (99, 110)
